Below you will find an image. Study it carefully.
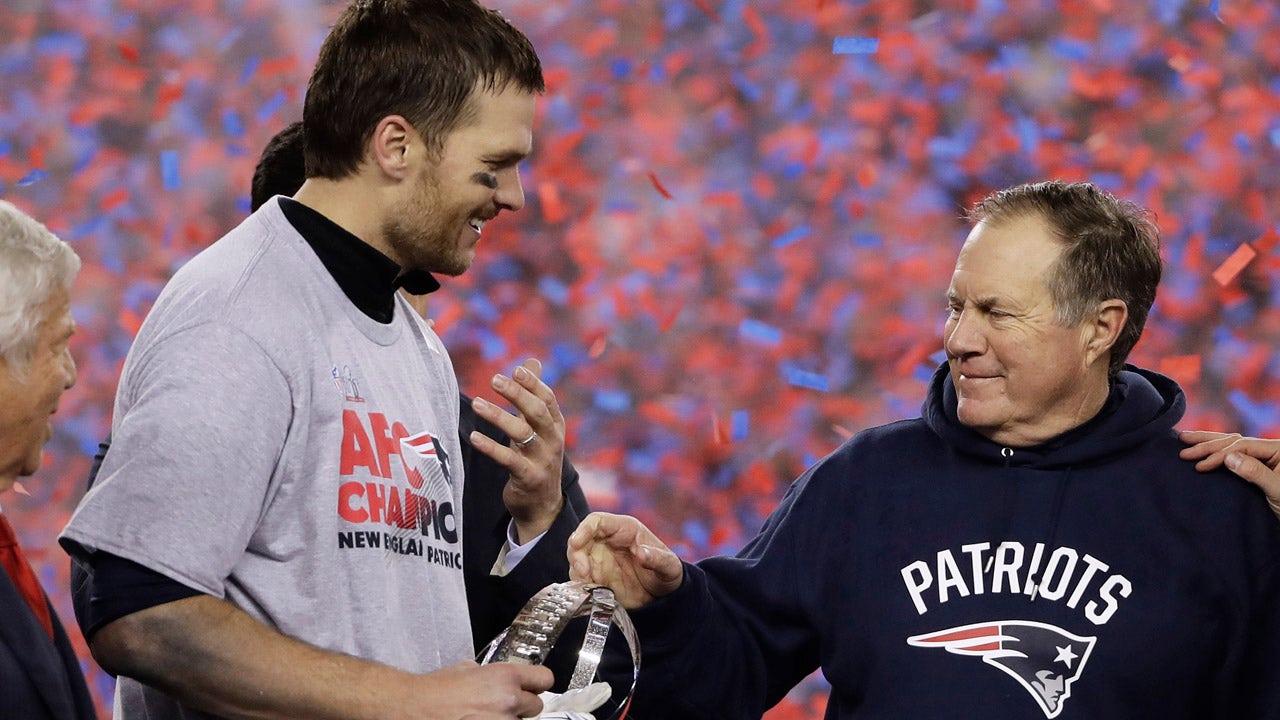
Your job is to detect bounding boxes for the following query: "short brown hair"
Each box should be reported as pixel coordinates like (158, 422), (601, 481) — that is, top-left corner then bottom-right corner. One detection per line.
(303, 0), (545, 180)
(251, 121), (305, 210)
(967, 181), (1162, 378)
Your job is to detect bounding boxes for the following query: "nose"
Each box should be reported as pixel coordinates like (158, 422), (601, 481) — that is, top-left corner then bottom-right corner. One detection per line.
(495, 166), (525, 212)
(943, 308), (984, 360)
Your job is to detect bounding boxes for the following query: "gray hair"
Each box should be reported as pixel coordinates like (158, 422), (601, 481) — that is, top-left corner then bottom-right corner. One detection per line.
(966, 181), (1162, 378)
(0, 200), (80, 370)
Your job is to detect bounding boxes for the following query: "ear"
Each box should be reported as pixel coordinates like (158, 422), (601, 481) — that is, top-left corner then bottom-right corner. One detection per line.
(367, 115), (418, 181)
(1083, 299), (1128, 368)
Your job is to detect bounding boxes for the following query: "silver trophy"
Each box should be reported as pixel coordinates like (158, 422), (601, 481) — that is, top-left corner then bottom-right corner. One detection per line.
(478, 581), (640, 718)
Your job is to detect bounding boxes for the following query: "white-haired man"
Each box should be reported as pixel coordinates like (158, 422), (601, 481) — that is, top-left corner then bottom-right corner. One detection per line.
(0, 199), (96, 719)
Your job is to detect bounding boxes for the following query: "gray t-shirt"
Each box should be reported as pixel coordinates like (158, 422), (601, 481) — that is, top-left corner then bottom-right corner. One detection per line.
(61, 200), (472, 718)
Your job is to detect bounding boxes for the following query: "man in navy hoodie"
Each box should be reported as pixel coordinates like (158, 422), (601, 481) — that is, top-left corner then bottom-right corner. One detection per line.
(570, 181), (1280, 719)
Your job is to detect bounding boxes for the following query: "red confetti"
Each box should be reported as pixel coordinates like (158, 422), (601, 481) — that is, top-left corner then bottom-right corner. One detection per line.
(647, 170), (673, 200)
(118, 42), (140, 63)
(856, 163), (878, 189)
(1211, 243), (1257, 286)
(1158, 355), (1201, 385)
(258, 56), (299, 78)
(153, 82), (186, 120)
(689, 0), (719, 22)
(588, 334), (608, 359)
(1253, 228), (1279, 255)
(658, 300), (683, 333)
(100, 188), (129, 211)
(538, 181), (568, 224)
(711, 413), (728, 445)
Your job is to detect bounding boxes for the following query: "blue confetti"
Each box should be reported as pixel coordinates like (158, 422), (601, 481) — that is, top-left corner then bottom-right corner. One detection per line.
(1269, 127), (1280, 148)
(222, 110), (245, 138)
(468, 292), (500, 322)
(625, 449), (659, 476)
(732, 71), (763, 103)
(255, 90), (288, 125)
(833, 37), (879, 55)
(781, 363), (830, 392)
(0, 140), (10, 157)
(240, 55), (260, 84)
(772, 225), (810, 249)
(1049, 37), (1092, 62)
(70, 215), (109, 240)
(216, 29), (244, 54)
(610, 58), (631, 80)
(1210, 0), (1223, 21)
(538, 275), (570, 306)
(593, 389), (632, 413)
(35, 32), (87, 60)
(1228, 389), (1277, 435)
(1015, 116), (1040, 154)
(681, 519), (709, 550)
(739, 318), (783, 346)
(479, 330), (507, 360)
(159, 151), (180, 191)
(731, 410), (750, 441)
(16, 169), (48, 187)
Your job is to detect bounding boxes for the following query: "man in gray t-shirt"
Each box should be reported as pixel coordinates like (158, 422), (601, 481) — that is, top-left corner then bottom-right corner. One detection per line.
(60, 2), (571, 718)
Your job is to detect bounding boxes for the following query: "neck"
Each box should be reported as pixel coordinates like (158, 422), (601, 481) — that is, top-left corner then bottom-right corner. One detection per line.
(987, 374), (1112, 448)
(292, 176), (395, 262)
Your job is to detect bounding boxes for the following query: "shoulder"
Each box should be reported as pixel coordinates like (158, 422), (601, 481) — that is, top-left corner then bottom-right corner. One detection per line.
(788, 418), (938, 501)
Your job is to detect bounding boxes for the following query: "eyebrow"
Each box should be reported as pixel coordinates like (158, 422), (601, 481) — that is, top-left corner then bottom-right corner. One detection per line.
(946, 292), (1004, 308)
(484, 149), (529, 166)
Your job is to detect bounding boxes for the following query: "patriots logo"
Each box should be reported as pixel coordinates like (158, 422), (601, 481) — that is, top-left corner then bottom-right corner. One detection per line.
(908, 621), (1095, 718)
(400, 432), (453, 498)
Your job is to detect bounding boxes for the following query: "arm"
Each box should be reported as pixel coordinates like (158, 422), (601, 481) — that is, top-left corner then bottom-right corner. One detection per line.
(569, 496), (825, 718)
(90, 595), (553, 720)
(1179, 430), (1280, 518)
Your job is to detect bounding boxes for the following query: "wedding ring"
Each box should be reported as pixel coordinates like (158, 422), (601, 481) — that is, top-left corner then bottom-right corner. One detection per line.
(516, 430), (538, 448)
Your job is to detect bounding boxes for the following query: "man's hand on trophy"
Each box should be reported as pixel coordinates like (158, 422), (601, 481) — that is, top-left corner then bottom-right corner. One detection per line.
(568, 512), (684, 608)
(470, 357), (568, 543)
(525, 682), (613, 720)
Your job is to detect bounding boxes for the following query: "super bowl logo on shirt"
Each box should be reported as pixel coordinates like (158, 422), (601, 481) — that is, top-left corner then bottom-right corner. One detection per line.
(335, 408), (462, 571)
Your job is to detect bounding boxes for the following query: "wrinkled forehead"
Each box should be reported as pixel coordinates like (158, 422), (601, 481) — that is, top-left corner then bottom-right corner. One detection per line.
(949, 217), (1062, 290)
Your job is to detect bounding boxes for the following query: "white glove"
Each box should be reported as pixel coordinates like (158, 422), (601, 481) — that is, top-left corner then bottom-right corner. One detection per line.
(525, 681), (612, 720)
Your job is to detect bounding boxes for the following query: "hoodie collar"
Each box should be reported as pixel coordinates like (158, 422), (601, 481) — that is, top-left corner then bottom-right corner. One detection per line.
(921, 362), (1186, 469)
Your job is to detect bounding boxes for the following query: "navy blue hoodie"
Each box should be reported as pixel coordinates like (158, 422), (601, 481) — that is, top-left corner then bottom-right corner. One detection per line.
(623, 364), (1280, 719)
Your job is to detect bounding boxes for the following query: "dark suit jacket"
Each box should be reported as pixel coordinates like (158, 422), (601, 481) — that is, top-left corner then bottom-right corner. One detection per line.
(0, 567), (98, 720)
(459, 394), (590, 654)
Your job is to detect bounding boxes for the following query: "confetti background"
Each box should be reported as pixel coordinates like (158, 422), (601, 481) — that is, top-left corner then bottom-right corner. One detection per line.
(3, 0), (1280, 716)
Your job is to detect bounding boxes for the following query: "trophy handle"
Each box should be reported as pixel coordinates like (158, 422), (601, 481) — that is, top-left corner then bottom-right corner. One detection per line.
(478, 581), (640, 718)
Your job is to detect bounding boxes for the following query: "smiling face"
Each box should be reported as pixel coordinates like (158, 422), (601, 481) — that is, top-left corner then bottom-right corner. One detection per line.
(0, 286), (77, 491)
(382, 84), (536, 276)
(943, 214), (1112, 447)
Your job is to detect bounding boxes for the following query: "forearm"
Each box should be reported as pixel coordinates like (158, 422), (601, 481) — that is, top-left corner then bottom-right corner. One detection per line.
(92, 594), (417, 720)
